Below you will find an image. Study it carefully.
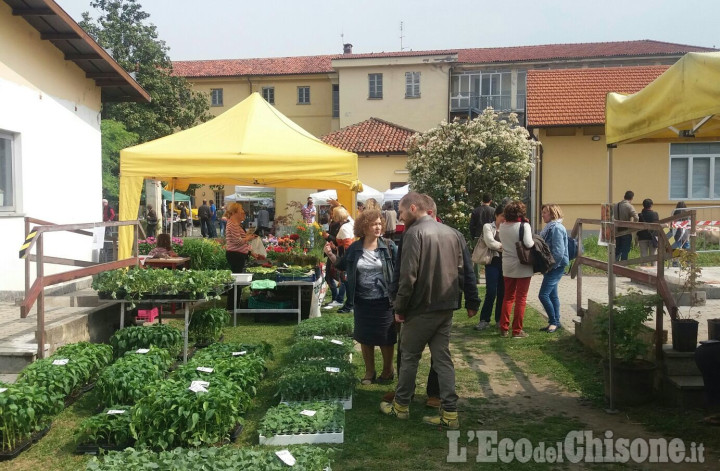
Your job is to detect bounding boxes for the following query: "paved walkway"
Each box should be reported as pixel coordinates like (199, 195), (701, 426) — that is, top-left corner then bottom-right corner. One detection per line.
(497, 266), (720, 340)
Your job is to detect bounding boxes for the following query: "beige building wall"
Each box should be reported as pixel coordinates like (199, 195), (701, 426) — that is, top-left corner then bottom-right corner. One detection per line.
(334, 56), (452, 132)
(358, 155), (408, 192)
(187, 74), (336, 137)
(0, 2), (101, 109)
(537, 127), (719, 231)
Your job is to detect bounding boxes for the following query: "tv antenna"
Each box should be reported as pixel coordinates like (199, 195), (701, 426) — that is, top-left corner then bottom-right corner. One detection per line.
(400, 21), (406, 51)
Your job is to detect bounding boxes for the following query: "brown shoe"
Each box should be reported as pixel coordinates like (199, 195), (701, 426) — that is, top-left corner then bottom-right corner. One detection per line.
(500, 330), (509, 337)
(425, 396), (441, 408)
(382, 391), (395, 403)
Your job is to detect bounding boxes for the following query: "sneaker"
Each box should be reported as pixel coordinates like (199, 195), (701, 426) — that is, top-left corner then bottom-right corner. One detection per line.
(380, 400), (409, 420)
(539, 325), (550, 332)
(323, 301), (342, 309)
(512, 331), (529, 338)
(473, 320), (490, 331)
(500, 330), (509, 337)
(337, 307), (353, 313)
(422, 408), (459, 429)
(425, 396), (441, 408)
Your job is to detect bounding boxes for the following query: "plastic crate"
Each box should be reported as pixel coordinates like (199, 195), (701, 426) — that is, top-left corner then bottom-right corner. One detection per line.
(137, 307), (159, 322)
(276, 273), (316, 283)
(248, 296), (293, 310)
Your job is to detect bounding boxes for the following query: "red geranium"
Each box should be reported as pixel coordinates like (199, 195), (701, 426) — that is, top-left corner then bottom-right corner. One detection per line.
(289, 234), (300, 241)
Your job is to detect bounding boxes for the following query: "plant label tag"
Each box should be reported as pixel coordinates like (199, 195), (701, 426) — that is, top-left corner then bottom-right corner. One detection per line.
(330, 339), (344, 345)
(275, 449), (296, 466)
(52, 359), (69, 365)
(196, 367), (214, 373)
(300, 410), (316, 417)
(135, 348), (150, 354)
(107, 409), (126, 415)
(232, 351), (247, 356)
(325, 366), (340, 373)
(313, 336), (324, 340)
(0, 388), (7, 393)
(189, 381), (209, 393)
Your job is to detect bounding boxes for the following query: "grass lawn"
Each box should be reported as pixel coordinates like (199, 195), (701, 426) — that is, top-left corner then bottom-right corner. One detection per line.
(1, 296), (717, 470)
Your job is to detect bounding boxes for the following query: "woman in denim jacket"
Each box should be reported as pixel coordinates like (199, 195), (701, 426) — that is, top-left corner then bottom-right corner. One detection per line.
(538, 203), (569, 333)
(324, 208), (398, 385)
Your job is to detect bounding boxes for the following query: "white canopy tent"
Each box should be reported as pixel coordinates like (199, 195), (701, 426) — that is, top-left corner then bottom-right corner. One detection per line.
(310, 184), (385, 205)
(383, 184), (409, 201)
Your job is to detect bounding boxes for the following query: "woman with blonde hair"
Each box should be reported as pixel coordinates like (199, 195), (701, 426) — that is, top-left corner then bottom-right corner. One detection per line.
(325, 209), (397, 384)
(538, 203), (569, 333)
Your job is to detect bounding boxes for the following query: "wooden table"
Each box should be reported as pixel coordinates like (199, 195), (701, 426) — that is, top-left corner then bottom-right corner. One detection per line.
(143, 257), (191, 270)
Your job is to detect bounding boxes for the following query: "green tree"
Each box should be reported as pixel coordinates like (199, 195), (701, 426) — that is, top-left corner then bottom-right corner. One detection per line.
(101, 120), (139, 203)
(407, 109), (538, 239)
(80, 0), (211, 143)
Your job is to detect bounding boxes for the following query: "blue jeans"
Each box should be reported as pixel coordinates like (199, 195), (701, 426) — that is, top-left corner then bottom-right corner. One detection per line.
(479, 259), (504, 323)
(327, 276), (345, 303)
(616, 234), (632, 261)
(538, 265), (564, 326)
(219, 220), (227, 236)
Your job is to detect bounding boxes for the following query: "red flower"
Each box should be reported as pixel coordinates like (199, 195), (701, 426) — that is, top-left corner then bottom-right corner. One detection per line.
(289, 234), (300, 241)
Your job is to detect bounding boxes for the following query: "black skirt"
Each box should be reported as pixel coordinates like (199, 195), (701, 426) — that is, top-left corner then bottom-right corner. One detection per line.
(353, 297), (396, 346)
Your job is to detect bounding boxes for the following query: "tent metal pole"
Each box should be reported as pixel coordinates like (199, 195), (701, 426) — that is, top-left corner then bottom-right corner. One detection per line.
(170, 179), (176, 239)
(607, 144), (617, 413)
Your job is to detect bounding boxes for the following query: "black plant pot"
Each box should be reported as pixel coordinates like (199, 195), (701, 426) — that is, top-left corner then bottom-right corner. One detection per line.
(602, 359), (656, 407)
(671, 319), (699, 352)
(708, 318), (720, 341)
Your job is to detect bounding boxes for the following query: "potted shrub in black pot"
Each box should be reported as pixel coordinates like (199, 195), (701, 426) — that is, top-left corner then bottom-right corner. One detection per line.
(672, 250), (702, 351)
(595, 290), (660, 407)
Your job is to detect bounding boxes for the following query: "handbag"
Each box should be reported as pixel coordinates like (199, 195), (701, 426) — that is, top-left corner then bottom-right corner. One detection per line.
(515, 223), (534, 266)
(248, 237), (267, 258)
(472, 236), (493, 265)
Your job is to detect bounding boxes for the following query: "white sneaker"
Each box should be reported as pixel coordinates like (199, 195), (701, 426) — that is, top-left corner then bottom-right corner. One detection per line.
(324, 301), (342, 309)
(473, 320), (490, 331)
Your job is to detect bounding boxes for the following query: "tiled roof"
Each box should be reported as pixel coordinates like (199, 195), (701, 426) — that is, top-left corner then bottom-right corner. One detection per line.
(526, 65), (670, 127)
(173, 40), (713, 78)
(321, 118), (417, 154)
(173, 55), (336, 77)
(457, 40), (714, 64)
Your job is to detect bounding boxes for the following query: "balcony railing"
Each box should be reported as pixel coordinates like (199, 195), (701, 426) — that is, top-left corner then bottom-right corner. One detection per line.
(450, 94), (525, 112)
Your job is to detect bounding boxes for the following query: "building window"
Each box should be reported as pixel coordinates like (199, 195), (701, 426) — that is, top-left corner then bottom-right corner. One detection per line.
(262, 87), (275, 105)
(368, 73), (383, 99)
(332, 84), (339, 118)
(210, 88), (223, 106)
(0, 133), (15, 211)
(405, 72), (420, 98)
(297, 86), (310, 104)
(670, 142), (720, 199)
(214, 191), (223, 210)
(450, 71), (513, 111)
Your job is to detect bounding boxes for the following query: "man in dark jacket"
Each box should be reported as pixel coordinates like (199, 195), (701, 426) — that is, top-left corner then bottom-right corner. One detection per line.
(381, 192), (480, 430)
(198, 200), (211, 238)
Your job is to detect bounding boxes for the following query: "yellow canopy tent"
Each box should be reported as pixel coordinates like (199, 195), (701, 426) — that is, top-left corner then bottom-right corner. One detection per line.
(118, 92), (360, 259)
(606, 51), (720, 145)
(602, 51), (720, 410)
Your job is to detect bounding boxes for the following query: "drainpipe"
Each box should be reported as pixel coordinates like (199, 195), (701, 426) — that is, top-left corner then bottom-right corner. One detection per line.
(247, 76), (253, 95)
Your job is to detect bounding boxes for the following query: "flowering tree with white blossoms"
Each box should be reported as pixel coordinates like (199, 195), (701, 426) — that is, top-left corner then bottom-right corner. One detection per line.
(406, 109), (538, 239)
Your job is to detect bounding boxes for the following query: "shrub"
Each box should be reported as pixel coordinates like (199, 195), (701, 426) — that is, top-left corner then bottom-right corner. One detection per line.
(109, 325), (183, 359)
(189, 308), (229, 345)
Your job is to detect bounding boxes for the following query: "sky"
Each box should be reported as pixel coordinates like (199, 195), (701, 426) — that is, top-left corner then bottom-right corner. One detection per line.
(55, 0), (720, 61)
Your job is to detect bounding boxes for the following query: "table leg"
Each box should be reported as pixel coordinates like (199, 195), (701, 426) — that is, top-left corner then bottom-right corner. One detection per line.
(120, 301), (125, 329)
(184, 303), (189, 363)
(297, 285), (302, 324)
(234, 284), (238, 327)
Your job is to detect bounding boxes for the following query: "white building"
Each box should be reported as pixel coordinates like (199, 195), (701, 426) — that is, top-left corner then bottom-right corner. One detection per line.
(0, 0), (148, 299)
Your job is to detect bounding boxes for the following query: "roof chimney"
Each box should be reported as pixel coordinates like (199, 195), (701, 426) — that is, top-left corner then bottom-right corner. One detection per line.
(343, 43), (353, 54)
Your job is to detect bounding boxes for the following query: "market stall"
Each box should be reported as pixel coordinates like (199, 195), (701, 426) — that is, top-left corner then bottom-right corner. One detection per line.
(118, 92), (360, 259)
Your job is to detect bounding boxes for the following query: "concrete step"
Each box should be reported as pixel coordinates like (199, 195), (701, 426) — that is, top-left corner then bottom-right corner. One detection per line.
(0, 339), (48, 374)
(662, 344), (702, 376)
(662, 375), (705, 408)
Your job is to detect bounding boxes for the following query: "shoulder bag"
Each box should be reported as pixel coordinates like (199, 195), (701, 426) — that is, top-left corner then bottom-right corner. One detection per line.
(472, 235), (493, 265)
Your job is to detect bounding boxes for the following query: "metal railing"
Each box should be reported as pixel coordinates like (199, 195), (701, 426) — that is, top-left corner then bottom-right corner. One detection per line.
(570, 210), (697, 360)
(21, 217), (140, 358)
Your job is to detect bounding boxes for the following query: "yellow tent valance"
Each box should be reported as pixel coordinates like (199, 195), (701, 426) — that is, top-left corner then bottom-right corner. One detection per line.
(606, 52), (720, 145)
(118, 93), (358, 258)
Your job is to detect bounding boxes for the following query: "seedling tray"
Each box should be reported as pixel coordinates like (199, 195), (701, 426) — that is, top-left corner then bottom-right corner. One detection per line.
(259, 429), (343, 446)
(75, 442), (132, 455)
(0, 425), (51, 461)
(280, 395), (352, 410)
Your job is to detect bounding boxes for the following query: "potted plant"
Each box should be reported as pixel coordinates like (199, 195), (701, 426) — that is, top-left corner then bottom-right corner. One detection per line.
(672, 249), (702, 351)
(595, 290), (659, 407)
